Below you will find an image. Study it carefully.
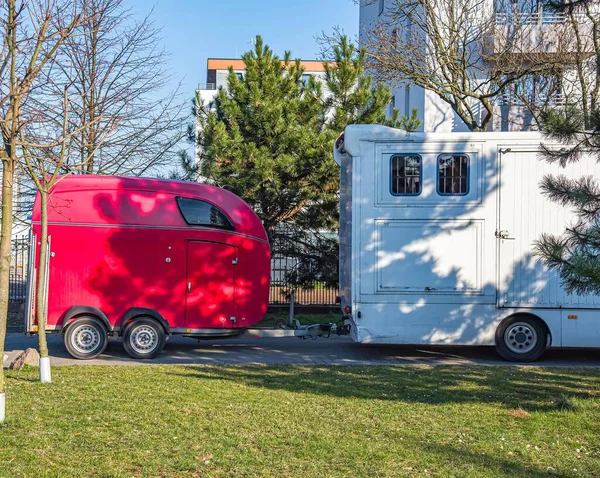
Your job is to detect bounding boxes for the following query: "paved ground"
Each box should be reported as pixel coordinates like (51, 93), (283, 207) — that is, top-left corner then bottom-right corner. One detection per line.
(4, 332), (600, 367)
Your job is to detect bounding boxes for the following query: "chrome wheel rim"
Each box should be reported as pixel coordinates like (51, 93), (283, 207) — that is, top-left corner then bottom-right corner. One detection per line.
(504, 322), (538, 355)
(71, 324), (102, 355)
(129, 325), (158, 354)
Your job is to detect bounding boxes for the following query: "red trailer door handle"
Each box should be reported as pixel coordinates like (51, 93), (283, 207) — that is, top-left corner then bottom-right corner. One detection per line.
(187, 282), (191, 293)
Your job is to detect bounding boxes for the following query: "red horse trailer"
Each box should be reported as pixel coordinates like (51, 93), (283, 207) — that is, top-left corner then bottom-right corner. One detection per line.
(25, 175), (271, 359)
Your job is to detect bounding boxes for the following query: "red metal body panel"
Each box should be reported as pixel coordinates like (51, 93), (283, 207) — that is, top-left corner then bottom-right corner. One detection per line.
(30, 176), (270, 332)
(185, 241), (236, 328)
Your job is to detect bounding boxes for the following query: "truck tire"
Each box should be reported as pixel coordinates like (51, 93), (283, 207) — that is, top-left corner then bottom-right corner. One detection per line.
(122, 317), (166, 359)
(64, 316), (109, 360)
(495, 315), (547, 362)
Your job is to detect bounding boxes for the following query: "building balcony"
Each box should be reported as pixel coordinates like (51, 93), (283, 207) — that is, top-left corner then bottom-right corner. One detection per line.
(484, 12), (595, 64)
(497, 91), (565, 107)
(197, 82), (217, 91)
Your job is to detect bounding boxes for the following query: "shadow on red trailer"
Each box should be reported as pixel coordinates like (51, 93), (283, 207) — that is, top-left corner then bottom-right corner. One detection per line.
(24, 176), (278, 359)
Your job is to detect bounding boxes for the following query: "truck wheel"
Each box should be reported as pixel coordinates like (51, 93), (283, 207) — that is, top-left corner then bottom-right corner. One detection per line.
(495, 315), (547, 362)
(64, 317), (109, 360)
(122, 317), (166, 359)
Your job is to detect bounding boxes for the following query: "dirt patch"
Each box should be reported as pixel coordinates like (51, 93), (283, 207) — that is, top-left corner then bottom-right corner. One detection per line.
(507, 408), (531, 419)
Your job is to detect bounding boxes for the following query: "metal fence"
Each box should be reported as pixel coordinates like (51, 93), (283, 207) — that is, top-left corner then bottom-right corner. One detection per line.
(7, 231), (340, 307)
(10, 235), (29, 302)
(269, 228), (339, 306)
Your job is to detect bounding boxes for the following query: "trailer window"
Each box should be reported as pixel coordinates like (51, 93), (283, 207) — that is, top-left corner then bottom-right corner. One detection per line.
(391, 154), (422, 195)
(438, 154), (469, 195)
(176, 197), (235, 230)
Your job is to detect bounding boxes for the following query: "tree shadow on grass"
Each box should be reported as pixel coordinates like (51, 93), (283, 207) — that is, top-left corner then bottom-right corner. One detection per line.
(4, 372), (39, 383)
(418, 442), (572, 478)
(174, 364), (600, 413)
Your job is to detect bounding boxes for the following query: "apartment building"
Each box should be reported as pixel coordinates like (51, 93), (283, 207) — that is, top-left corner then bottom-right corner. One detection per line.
(196, 57), (330, 107)
(360, 0), (596, 132)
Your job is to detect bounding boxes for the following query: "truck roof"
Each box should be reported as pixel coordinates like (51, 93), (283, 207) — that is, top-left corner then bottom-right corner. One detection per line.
(335, 125), (546, 164)
(31, 175), (268, 241)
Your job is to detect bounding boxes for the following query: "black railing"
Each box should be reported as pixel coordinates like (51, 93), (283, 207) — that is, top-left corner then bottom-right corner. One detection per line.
(269, 227), (339, 306)
(10, 235), (29, 302)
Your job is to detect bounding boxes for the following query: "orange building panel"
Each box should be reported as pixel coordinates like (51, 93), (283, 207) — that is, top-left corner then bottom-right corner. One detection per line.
(207, 58), (332, 72)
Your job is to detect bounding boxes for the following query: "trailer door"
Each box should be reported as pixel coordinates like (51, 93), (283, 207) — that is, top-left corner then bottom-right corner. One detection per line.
(497, 148), (600, 310)
(185, 241), (236, 329)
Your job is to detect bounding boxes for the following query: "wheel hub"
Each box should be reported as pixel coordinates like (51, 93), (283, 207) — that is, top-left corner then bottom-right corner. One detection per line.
(505, 322), (538, 355)
(72, 325), (101, 353)
(130, 325), (158, 353)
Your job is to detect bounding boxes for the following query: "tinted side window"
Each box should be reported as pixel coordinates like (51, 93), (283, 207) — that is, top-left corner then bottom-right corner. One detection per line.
(391, 154), (422, 195)
(176, 197), (234, 230)
(438, 155), (469, 195)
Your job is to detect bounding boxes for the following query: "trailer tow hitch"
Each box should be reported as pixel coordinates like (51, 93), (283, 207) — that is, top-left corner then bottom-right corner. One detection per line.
(244, 318), (351, 339)
(298, 321), (351, 340)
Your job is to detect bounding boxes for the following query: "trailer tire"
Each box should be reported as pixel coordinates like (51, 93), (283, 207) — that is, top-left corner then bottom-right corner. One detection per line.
(495, 315), (547, 362)
(64, 316), (109, 360)
(122, 317), (166, 359)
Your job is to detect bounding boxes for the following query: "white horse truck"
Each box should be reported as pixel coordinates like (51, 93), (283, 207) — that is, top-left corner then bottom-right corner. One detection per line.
(334, 125), (600, 361)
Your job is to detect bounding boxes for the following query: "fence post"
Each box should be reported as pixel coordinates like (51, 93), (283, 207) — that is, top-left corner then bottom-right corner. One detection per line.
(288, 291), (295, 327)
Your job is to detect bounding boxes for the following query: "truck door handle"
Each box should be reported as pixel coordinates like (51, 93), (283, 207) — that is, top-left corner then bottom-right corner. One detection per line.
(187, 282), (191, 293)
(495, 230), (514, 240)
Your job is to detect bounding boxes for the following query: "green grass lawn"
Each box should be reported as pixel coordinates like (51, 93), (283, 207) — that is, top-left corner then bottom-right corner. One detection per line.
(1, 365), (600, 477)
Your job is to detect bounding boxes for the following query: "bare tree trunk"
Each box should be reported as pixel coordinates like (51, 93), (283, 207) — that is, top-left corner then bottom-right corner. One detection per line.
(0, 156), (15, 424)
(36, 189), (51, 382)
(0, 0), (18, 425)
(85, 24), (98, 174)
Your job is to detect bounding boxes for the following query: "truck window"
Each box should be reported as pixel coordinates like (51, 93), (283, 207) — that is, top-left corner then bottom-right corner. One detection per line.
(391, 154), (421, 195)
(176, 197), (235, 230)
(437, 154), (469, 195)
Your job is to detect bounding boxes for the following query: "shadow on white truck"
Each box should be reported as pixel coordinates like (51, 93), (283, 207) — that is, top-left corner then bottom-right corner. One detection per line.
(334, 124), (600, 362)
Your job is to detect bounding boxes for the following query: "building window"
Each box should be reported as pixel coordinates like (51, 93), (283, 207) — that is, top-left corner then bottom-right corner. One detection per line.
(236, 72), (244, 80)
(391, 154), (421, 195)
(379, 0), (384, 15)
(301, 73), (312, 87)
(437, 155), (469, 195)
(176, 197), (235, 230)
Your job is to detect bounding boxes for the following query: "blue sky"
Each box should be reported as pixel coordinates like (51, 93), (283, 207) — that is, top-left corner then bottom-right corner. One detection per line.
(129, 0), (359, 100)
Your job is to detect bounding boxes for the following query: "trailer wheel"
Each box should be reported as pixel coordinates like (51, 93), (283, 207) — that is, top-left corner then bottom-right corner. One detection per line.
(64, 317), (109, 360)
(495, 315), (547, 362)
(122, 317), (166, 359)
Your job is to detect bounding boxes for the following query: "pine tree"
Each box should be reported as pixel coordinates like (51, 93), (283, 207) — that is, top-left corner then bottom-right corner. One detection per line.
(323, 34), (420, 133)
(533, 0), (600, 294)
(196, 35), (419, 240)
(197, 36), (337, 238)
(194, 35), (419, 290)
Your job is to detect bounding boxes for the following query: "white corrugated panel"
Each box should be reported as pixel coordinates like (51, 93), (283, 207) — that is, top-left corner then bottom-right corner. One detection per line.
(499, 149), (600, 307)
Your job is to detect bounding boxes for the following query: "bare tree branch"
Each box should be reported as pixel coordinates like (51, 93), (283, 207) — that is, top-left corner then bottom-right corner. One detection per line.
(361, 0), (586, 131)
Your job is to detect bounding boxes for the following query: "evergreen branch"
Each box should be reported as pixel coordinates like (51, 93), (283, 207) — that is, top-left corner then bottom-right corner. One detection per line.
(540, 175), (600, 220)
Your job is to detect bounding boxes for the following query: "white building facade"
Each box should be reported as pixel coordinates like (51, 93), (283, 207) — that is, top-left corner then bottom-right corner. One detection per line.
(360, 0), (597, 132)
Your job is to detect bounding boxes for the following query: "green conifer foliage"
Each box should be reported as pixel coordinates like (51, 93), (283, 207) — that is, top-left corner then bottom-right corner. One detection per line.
(195, 35), (419, 241)
(197, 37), (336, 239)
